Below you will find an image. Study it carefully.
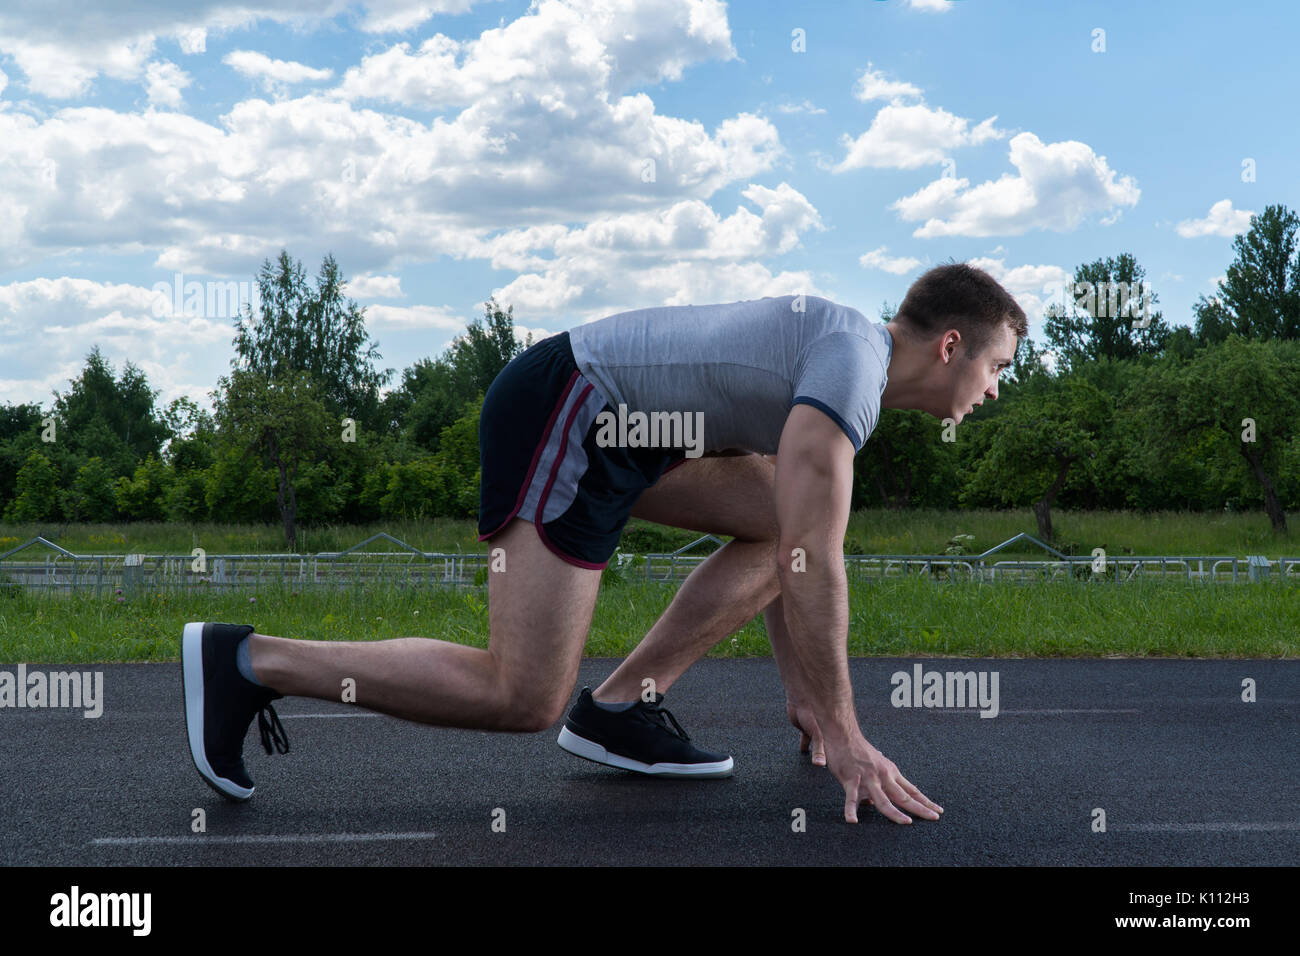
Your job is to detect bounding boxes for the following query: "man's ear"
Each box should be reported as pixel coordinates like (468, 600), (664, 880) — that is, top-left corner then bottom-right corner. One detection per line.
(940, 329), (961, 363)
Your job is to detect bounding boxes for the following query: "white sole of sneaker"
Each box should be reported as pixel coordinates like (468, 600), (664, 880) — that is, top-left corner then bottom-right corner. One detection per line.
(182, 621), (254, 801)
(556, 726), (734, 778)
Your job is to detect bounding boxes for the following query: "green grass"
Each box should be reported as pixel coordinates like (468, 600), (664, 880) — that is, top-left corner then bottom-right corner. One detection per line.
(843, 507), (1295, 558)
(0, 519), (485, 556)
(1, 510), (1295, 664)
(3, 574), (1295, 664)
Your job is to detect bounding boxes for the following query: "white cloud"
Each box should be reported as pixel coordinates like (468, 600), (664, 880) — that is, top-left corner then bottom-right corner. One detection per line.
(0, 0), (800, 404)
(908, 0), (957, 11)
(177, 28), (208, 55)
(359, 0), (479, 33)
(223, 50), (334, 91)
(338, 0), (734, 104)
(842, 65), (1003, 173)
(347, 273), (404, 298)
(144, 60), (192, 109)
(859, 246), (922, 275)
(0, 2), (481, 97)
(0, 69), (7, 98)
(966, 255), (1072, 324)
(14, 2), (743, 279)
(836, 103), (1002, 171)
(891, 132), (1140, 237)
(776, 99), (826, 115)
(1176, 199), (1254, 238)
(0, 276), (234, 408)
(511, 324), (555, 346)
(484, 182), (826, 316)
(6, 35), (154, 99)
(852, 63), (924, 103)
(364, 303), (464, 329)
(0, 71), (780, 274)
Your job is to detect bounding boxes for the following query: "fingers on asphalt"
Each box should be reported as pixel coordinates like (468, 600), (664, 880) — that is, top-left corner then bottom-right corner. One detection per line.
(885, 780), (939, 821)
(897, 773), (944, 815)
(870, 780), (911, 824)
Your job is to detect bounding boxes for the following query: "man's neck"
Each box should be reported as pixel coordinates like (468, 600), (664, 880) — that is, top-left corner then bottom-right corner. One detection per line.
(880, 321), (937, 413)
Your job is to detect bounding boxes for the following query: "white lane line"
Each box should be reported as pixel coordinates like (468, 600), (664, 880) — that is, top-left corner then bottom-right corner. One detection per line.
(1001, 708), (1141, 714)
(930, 709), (1141, 715)
(278, 713), (381, 719)
(92, 832), (438, 846)
(1113, 823), (1300, 832)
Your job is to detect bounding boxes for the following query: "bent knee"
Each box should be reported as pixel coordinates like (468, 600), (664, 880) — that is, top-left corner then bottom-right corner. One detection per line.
(496, 686), (569, 733)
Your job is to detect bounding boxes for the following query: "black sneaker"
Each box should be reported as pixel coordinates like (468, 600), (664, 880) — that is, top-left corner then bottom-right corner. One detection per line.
(181, 621), (290, 801)
(557, 686), (733, 778)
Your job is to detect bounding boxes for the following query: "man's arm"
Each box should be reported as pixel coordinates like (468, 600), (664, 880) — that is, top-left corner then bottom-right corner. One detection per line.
(765, 594), (826, 764)
(774, 404), (943, 824)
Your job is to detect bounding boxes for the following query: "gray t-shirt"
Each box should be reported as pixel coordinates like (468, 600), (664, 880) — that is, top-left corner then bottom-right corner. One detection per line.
(567, 294), (892, 455)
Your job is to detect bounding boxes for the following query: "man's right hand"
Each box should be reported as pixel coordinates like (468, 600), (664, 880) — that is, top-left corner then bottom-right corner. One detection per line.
(824, 730), (944, 824)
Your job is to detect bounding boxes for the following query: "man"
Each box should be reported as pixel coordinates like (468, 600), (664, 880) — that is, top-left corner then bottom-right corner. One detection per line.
(182, 261), (1026, 825)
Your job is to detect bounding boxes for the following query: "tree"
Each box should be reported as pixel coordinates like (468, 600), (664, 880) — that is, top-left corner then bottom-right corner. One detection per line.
(1007, 334), (1051, 385)
(52, 347), (169, 478)
(0, 402), (44, 509)
(1192, 204), (1300, 343)
(213, 369), (333, 548)
(161, 397), (213, 448)
(380, 297), (528, 450)
(161, 397), (217, 522)
(233, 251), (392, 426)
(1138, 336), (1300, 531)
(853, 409), (960, 510)
(115, 454), (172, 521)
(64, 457), (118, 522)
(4, 450), (60, 522)
(1044, 254), (1172, 372)
(430, 394), (485, 518)
(961, 378), (1111, 542)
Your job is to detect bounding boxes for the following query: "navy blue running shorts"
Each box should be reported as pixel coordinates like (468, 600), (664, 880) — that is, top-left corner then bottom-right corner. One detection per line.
(477, 331), (688, 569)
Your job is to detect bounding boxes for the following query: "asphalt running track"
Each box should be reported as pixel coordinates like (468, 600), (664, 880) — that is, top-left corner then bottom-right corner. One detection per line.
(2, 658), (1296, 866)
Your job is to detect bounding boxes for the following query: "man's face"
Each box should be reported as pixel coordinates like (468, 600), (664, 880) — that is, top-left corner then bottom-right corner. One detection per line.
(946, 324), (1017, 423)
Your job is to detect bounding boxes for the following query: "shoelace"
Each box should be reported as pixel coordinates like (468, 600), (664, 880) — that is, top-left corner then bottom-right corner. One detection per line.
(641, 699), (691, 741)
(257, 702), (291, 755)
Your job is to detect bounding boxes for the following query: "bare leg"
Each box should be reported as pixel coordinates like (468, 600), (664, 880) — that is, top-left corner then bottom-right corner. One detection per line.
(594, 454), (781, 702)
(593, 454), (828, 761)
(247, 517), (600, 732)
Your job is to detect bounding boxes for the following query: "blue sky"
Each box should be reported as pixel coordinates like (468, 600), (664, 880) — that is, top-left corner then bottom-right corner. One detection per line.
(0, 0), (1291, 409)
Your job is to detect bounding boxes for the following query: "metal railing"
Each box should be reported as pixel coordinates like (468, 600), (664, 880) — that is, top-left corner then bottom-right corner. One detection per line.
(641, 532), (1300, 585)
(0, 532), (1295, 593)
(0, 533), (489, 593)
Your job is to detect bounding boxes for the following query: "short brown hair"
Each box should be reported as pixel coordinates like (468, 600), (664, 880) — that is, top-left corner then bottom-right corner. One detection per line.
(894, 261), (1028, 358)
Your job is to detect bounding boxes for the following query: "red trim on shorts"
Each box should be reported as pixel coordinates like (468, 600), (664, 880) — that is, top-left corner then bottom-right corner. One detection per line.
(533, 383), (608, 570)
(477, 369), (582, 544)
